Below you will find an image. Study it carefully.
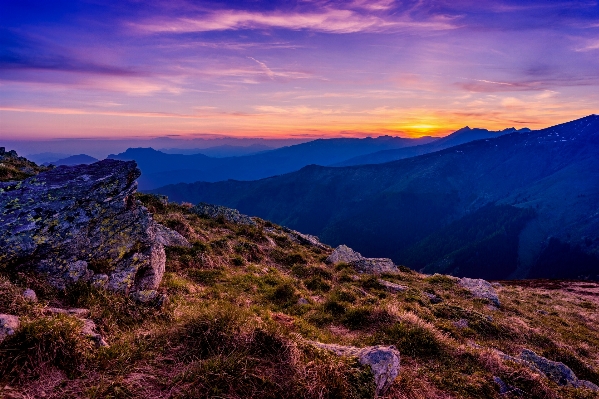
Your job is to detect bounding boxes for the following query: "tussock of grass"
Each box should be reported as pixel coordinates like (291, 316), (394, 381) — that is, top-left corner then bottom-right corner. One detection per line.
(0, 315), (93, 381)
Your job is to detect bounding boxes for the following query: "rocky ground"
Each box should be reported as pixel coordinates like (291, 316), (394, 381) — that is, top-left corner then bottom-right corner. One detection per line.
(1, 155), (599, 398)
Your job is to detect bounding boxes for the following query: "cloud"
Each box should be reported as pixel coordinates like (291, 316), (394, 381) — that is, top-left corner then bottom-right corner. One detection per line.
(132, 8), (456, 34)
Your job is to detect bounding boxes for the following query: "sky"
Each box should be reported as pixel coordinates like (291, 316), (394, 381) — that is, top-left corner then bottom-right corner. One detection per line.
(1, 0), (598, 140)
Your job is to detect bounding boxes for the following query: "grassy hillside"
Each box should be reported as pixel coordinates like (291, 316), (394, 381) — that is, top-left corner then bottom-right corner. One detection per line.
(1, 195), (598, 398)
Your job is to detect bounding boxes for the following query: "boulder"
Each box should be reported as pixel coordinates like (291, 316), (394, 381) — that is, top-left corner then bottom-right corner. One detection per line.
(312, 342), (400, 396)
(520, 349), (599, 391)
(458, 277), (500, 307)
(327, 245), (398, 274)
(191, 202), (255, 225)
(0, 314), (20, 342)
(22, 288), (37, 302)
(0, 160), (189, 294)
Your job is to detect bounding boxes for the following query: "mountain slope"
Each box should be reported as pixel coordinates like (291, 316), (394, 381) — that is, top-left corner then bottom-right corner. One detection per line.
(151, 115), (599, 280)
(109, 136), (434, 189)
(336, 127), (530, 166)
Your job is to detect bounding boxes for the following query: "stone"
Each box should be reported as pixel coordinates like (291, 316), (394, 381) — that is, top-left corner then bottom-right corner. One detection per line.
(0, 314), (20, 342)
(45, 307), (91, 317)
(22, 288), (37, 302)
(312, 342), (400, 396)
(378, 280), (408, 293)
(327, 245), (398, 274)
(0, 160), (189, 294)
(424, 292), (442, 303)
(458, 277), (500, 307)
(453, 319), (469, 329)
(519, 349), (598, 390)
(191, 202), (256, 225)
(81, 319), (109, 347)
(297, 298), (309, 305)
(281, 227), (328, 249)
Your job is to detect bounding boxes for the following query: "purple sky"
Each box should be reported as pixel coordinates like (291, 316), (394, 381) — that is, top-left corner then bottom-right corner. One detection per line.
(1, 0), (598, 140)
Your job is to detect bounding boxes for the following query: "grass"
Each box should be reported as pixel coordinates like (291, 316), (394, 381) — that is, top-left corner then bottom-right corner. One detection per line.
(1, 194), (599, 398)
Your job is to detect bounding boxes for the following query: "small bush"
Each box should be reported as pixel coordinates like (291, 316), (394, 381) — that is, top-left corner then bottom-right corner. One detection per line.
(0, 315), (93, 381)
(341, 307), (372, 330)
(267, 282), (299, 307)
(305, 276), (331, 293)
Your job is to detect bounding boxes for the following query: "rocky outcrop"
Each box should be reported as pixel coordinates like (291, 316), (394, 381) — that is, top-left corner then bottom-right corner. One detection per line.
(312, 342), (400, 397)
(327, 245), (398, 274)
(0, 147), (49, 182)
(0, 160), (189, 294)
(0, 314), (20, 342)
(191, 202), (256, 225)
(281, 227), (328, 249)
(458, 277), (500, 307)
(519, 349), (599, 391)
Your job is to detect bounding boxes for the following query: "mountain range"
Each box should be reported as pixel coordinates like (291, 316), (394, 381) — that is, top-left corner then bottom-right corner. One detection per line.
(150, 115), (599, 280)
(109, 136), (435, 189)
(336, 127), (530, 166)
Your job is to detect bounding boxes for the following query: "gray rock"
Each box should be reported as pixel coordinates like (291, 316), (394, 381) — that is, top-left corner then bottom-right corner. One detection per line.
(45, 307), (91, 318)
(0, 314), (20, 342)
(312, 342), (400, 396)
(378, 280), (408, 293)
(519, 349), (598, 390)
(458, 277), (500, 307)
(453, 319), (469, 329)
(281, 227), (328, 249)
(327, 245), (398, 274)
(81, 318), (109, 347)
(0, 160), (188, 294)
(191, 202), (256, 225)
(155, 223), (192, 248)
(22, 288), (37, 302)
(297, 298), (309, 305)
(424, 292), (442, 303)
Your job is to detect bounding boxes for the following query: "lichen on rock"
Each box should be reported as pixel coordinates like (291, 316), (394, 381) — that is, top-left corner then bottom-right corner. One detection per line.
(0, 159), (189, 294)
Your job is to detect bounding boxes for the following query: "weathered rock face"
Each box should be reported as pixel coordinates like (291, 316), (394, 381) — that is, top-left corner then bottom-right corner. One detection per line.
(312, 342), (400, 397)
(327, 245), (398, 274)
(458, 277), (500, 307)
(0, 160), (189, 294)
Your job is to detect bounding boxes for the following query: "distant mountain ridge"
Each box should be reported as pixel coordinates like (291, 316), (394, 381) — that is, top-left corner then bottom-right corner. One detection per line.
(109, 136), (435, 189)
(336, 126), (530, 166)
(43, 154), (98, 166)
(151, 115), (599, 280)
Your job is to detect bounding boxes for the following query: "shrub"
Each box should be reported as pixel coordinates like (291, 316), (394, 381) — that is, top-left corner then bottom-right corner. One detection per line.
(305, 276), (331, 293)
(267, 282), (299, 307)
(0, 315), (93, 381)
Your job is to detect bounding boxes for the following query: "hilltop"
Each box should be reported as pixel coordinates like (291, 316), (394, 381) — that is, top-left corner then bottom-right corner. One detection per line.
(0, 155), (599, 398)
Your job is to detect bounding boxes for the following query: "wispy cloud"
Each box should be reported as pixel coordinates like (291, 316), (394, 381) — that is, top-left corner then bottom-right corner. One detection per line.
(132, 8), (456, 34)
